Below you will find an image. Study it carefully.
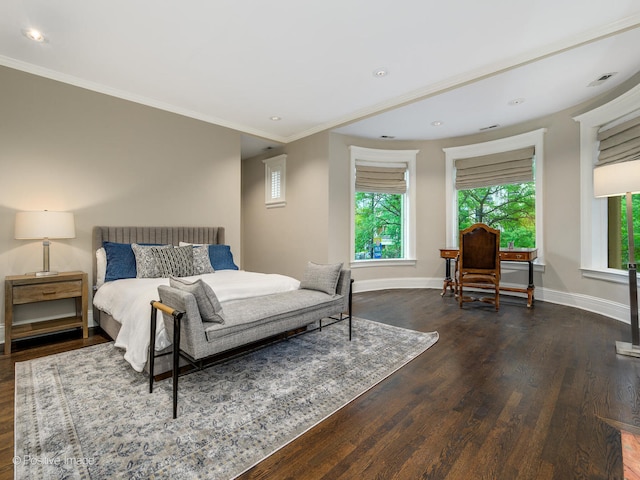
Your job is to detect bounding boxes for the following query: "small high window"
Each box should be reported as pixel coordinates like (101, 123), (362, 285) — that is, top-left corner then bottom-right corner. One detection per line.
(263, 154), (286, 208)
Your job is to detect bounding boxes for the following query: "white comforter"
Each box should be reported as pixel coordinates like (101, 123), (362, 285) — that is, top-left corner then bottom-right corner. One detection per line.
(93, 271), (300, 372)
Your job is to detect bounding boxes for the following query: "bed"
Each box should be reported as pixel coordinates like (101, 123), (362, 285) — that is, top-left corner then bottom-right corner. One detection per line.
(91, 226), (300, 373)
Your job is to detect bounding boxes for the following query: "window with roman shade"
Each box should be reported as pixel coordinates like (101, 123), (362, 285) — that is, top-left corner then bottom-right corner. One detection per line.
(594, 111), (640, 269)
(349, 146), (418, 265)
(454, 146), (535, 190)
(444, 128), (545, 253)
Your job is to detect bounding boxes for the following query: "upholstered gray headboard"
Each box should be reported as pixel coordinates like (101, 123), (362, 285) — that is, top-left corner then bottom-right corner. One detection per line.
(92, 226), (225, 289)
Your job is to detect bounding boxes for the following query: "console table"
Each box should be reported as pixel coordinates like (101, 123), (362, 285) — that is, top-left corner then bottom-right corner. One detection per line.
(439, 248), (537, 307)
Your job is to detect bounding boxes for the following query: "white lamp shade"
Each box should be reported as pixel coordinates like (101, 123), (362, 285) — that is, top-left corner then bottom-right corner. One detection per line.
(15, 211), (76, 239)
(594, 159), (640, 198)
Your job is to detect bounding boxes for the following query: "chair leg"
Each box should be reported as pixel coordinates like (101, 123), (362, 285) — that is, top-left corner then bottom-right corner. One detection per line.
(495, 285), (500, 311)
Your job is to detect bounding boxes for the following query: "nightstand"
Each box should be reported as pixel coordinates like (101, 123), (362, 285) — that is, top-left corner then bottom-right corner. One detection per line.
(4, 271), (88, 354)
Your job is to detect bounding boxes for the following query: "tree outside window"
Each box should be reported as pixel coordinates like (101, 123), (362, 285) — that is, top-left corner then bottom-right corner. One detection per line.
(608, 193), (640, 269)
(350, 146), (417, 264)
(458, 182), (536, 248)
(354, 192), (403, 259)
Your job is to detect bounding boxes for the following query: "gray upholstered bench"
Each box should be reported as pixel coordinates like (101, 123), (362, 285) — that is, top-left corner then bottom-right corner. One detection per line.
(150, 266), (351, 418)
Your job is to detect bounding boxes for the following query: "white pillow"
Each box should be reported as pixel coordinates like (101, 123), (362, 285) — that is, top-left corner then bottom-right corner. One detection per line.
(96, 247), (107, 288)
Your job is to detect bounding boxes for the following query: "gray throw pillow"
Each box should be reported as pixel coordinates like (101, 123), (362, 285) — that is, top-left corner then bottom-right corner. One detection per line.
(153, 246), (194, 277)
(132, 244), (170, 278)
(169, 276), (225, 323)
(192, 246), (215, 275)
(300, 261), (343, 295)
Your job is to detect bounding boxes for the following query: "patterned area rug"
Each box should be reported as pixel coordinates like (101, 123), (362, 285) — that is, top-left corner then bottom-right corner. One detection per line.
(14, 317), (438, 479)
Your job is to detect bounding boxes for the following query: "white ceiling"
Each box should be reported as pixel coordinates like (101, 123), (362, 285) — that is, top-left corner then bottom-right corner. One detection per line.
(1, 1), (640, 159)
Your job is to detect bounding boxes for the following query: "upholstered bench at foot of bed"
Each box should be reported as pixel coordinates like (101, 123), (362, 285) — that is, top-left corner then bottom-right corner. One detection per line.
(151, 269), (352, 418)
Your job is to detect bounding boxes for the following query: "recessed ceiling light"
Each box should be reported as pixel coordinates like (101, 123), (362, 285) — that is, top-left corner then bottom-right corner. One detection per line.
(508, 98), (526, 106)
(373, 68), (388, 78)
(23, 28), (45, 42)
(269, 116), (281, 121)
(431, 121), (443, 126)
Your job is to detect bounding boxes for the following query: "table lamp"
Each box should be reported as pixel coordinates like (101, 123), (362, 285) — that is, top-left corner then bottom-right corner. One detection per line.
(594, 159), (640, 357)
(14, 210), (76, 277)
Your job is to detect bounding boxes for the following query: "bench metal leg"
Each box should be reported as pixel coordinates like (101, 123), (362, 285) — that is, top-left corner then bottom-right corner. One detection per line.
(173, 314), (181, 419)
(349, 278), (353, 341)
(149, 305), (157, 393)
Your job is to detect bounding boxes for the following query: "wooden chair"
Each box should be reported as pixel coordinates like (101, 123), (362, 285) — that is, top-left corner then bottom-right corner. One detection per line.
(458, 223), (501, 310)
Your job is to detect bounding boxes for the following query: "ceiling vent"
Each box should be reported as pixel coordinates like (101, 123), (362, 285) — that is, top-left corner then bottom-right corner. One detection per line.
(588, 72), (618, 87)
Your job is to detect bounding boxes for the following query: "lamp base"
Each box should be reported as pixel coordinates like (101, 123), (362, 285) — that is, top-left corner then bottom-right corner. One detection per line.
(615, 341), (640, 358)
(35, 270), (59, 277)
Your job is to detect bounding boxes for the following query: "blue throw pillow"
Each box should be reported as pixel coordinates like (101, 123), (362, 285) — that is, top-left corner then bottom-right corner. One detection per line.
(103, 241), (164, 282)
(208, 244), (239, 270)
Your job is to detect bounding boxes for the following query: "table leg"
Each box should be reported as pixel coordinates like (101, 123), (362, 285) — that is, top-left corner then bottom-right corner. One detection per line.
(527, 260), (535, 307)
(442, 258), (453, 296)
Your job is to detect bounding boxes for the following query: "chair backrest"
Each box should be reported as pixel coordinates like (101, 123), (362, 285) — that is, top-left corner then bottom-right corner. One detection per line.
(459, 223), (501, 274)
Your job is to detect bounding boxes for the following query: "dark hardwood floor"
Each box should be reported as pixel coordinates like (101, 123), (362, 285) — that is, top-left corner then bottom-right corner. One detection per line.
(2, 289), (639, 479)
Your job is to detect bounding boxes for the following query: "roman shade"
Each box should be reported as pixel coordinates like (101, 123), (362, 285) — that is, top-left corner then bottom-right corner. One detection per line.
(454, 147), (535, 190)
(595, 113), (640, 167)
(355, 163), (407, 194)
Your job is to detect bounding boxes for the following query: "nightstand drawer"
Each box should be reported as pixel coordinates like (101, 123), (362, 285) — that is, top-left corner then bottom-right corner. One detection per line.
(12, 280), (83, 304)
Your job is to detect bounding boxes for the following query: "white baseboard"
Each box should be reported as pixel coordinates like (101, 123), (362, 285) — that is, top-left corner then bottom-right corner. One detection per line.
(534, 287), (629, 324)
(353, 277), (631, 325)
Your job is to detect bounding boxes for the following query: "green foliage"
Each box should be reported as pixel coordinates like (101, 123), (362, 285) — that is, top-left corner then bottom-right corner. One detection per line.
(458, 182), (536, 248)
(354, 192), (403, 259)
(619, 193), (640, 267)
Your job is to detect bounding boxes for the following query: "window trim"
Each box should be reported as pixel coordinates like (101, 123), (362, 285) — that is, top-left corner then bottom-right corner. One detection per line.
(443, 128), (546, 261)
(349, 146), (418, 266)
(263, 154), (286, 208)
(574, 82), (640, 280)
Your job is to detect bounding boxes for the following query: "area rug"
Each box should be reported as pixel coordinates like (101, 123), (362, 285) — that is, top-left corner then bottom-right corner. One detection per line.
(14, 317), (438, 479)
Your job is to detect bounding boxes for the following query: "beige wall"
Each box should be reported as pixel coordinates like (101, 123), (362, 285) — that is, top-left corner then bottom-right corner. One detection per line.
(244, 79), (639, 319)
(0, 66), (242, 325)
(242, 132), (331, 279)
(2, 62), (638, 332)
(328, 104), (630, 306)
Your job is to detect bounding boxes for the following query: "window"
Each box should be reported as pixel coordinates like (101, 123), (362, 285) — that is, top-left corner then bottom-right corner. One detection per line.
(350, 146), (418, 266)
(263, 154), (286, 208)
(444, 129), (545, 256)
(606, 194), (640, 269)
(595, 113), (640, 270)
(456, 147), (536, 248)
(575, 83), (640, 281)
